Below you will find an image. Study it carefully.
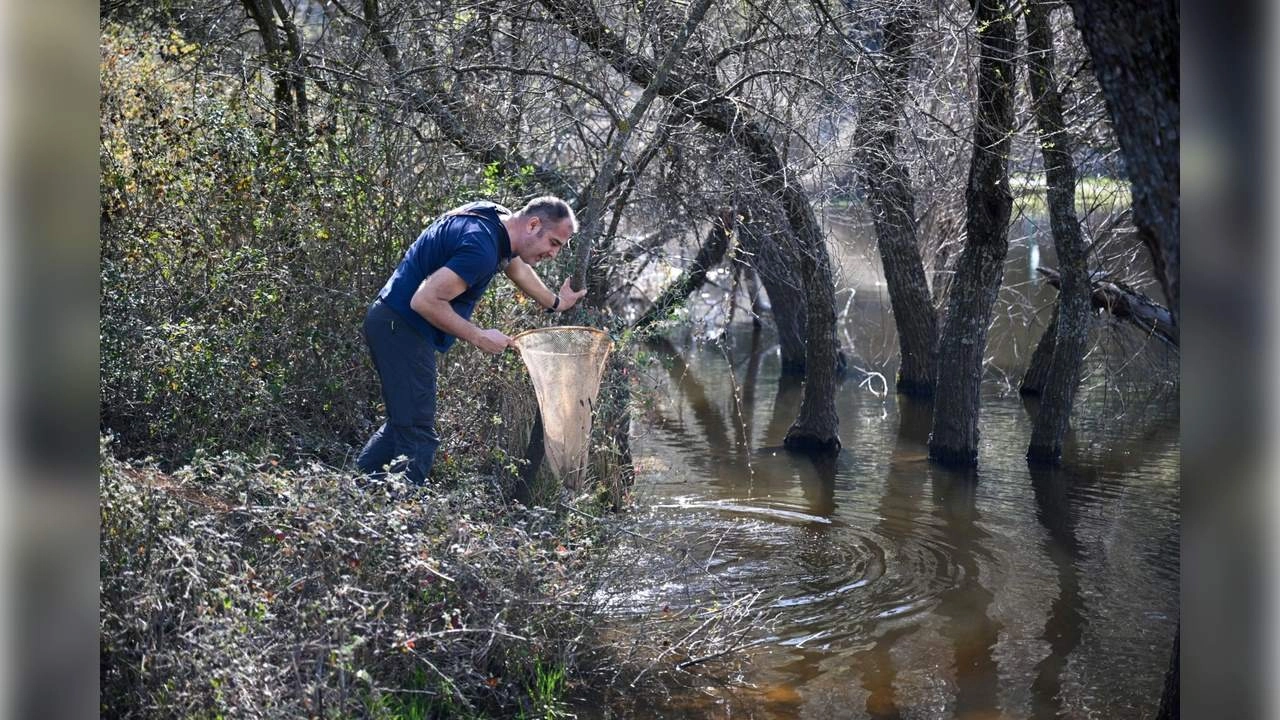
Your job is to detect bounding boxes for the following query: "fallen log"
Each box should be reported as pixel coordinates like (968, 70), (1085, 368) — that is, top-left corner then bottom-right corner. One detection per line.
(1037, 266), (1178, 347)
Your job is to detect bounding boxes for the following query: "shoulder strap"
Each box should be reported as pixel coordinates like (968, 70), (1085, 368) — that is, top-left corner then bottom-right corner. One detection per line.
(449, 211), (491, 221)
(445, 202), (510, 222)
(443, 206), (512, 267)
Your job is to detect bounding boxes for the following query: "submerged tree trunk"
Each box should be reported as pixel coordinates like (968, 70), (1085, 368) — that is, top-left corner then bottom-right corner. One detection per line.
(1039, 267), (1177, 345)
(1156, 629), (1179, 720)
(1066, 0), (1180, 326)
(1020, 307), (1058, 396)
(1024, 1), (1092, 464)
(784, 214), (842, 454)
(927, 0), (1018, 467)
(854, 5), (938, 397)
(1023, 265), (1178, 394)
(735, 219), (809, 373)
(779, 184), (843, 452)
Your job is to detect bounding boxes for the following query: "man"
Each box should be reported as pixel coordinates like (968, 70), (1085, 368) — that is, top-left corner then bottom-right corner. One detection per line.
(357, 196), (586, 484)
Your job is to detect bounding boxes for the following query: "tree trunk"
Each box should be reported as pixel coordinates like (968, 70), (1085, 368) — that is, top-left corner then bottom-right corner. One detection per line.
(784, 211), (842, 454)
(596, 350), (635, 509)
(735, 219), (809, 373)
(517, 410), (547, 502)
(1020, 306), (1058, 396)
(1024, 1), (1092, 464)
(243, 0), (304, 135)
(268, 0), (309, 132)
(1023, 264), (1178, 397)
(1155, 629), (1179, 720)
(1065, 0), (1179, 326)
(854, 6), (938, 398)
(927, 0), (1018, 468)
(758, 171), (842, 397)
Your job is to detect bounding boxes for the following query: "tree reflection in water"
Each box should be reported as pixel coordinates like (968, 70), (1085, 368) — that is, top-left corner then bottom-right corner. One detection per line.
(624, 324), (1176, 718)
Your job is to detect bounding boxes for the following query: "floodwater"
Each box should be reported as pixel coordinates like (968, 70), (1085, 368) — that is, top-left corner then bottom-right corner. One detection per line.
(594, 213), (1179, 718)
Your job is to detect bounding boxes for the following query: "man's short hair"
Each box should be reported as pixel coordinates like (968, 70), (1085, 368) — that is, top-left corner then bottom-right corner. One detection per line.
(520, 196), (578, 234)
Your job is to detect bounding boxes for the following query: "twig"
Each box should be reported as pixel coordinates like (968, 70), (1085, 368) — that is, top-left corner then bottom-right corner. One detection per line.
(630, 612), (719, 688)
(676, 636), (771, 669)
(408, 627), (530, 643)
(557, 501), (667, 548)
(424, 563), (456, 584)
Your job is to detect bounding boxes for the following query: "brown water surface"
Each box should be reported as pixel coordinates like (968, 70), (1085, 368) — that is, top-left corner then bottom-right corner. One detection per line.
(594, 216), (1178, 719)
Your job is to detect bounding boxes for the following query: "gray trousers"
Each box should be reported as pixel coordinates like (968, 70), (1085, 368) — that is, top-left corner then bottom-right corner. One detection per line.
(356, 300), (440, 484)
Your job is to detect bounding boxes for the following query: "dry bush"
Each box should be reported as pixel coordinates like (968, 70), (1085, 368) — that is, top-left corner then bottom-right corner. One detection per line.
(101, 435), (605, 718)
(101, 435), (770, 718)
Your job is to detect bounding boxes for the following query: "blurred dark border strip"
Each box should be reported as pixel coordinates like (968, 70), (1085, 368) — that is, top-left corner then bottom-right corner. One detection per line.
(1182, 0), (1273, 718)
(9, 0), (101, 717)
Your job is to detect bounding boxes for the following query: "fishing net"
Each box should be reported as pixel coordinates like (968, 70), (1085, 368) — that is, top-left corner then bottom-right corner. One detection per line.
(511, 326), (613, 491)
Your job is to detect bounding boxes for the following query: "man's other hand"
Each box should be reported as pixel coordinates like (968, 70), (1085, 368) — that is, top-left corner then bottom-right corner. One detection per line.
(557, 278), (589, 312)
(475, 329), (512, 354)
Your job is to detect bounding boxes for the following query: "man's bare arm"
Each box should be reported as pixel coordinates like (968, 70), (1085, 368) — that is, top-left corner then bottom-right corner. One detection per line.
(409, 268), (510, 353)
(503, 258), (557, 309)
(504, 258), (587, 311)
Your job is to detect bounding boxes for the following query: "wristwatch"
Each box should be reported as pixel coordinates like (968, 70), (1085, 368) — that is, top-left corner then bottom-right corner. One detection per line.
(546, 294), (561, 313)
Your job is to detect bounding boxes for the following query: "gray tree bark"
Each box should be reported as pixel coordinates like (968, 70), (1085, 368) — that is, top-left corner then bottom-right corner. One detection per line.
(736, 216), (810, 374)
(783, 214), (842, 453)
(1156, 630), (1179, 720)
(243, 0), (308, 135)
(1024, 1), (1092, 464)
(1065, 0), (1179, 326)
(1020, 306), (1058, 397)
(854, 5), (938, 398)
(1022, 265), (1179, 397)
(927, 0), (1019, 467)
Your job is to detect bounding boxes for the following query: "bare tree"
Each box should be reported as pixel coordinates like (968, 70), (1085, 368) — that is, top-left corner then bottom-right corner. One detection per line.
(1023, 0), (1091, 463)
(567, 0), (719, 297)
(927, 0), (1019, 467)
(537, 0), (844, 449)
(357, 0), (581, 201)
(849, 1), (939, 398)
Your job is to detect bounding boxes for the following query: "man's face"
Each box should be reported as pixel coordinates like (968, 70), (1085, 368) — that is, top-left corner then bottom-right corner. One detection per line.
(521, 217), (572, 265)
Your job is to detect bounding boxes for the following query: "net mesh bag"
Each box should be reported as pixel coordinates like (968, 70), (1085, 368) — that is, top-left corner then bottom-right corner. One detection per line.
(511, 327), (613, 491)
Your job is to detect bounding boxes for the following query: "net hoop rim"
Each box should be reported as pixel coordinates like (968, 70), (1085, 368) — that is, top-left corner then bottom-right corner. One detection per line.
(510, 326), (610, 344)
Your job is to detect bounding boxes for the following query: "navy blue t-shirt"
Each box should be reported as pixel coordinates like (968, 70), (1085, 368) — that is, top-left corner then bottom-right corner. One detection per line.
(377, 201), (513, 352)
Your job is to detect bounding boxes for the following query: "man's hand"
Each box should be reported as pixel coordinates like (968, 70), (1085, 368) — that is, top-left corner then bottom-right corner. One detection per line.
(474, 329), (511, 354)
(557, 278), (588, 312)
